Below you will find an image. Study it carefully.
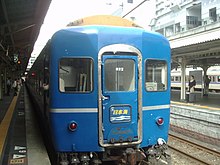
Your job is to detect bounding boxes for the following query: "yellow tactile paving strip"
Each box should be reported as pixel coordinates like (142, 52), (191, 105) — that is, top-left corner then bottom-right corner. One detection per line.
(0, 95), (18, 158)
(171, 101), (220, 111)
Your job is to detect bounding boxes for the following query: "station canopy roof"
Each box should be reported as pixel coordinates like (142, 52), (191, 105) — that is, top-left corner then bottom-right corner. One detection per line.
(0, 0), (51, 74)
(169, 23), (220, 68)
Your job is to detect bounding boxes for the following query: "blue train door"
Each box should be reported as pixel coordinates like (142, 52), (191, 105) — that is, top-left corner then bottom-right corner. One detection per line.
(98, 48), (142, 146)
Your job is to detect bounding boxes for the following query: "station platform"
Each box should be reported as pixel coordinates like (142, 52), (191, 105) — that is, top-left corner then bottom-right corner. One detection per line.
(0, 86), (50, 165)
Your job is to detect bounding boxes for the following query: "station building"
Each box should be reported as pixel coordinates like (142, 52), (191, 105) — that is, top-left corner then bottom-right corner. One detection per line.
(149, 0), (220, 100)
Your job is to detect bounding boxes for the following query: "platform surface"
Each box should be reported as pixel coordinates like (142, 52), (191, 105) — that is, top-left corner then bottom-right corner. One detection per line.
(0, 87), (50, 165)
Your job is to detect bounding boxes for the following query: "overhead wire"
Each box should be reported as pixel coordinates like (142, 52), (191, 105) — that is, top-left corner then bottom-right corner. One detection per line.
(122, 0), (149, 18)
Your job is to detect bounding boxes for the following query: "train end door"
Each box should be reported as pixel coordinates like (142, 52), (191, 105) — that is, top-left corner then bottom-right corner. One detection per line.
(98, 44), (142, 147)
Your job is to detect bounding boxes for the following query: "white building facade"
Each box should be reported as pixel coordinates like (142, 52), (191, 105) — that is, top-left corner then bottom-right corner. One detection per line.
(151, 0), (220, 37)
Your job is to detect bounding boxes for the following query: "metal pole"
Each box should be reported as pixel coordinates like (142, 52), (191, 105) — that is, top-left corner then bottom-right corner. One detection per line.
(122, 0), (149, 18)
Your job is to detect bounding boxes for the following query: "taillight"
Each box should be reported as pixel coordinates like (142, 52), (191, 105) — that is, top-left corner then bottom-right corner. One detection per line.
(156, 117), (164, 126)
(68, 121), (78, 131)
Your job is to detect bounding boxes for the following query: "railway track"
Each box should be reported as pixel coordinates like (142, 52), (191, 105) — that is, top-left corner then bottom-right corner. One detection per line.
(168, 133), (220, 165)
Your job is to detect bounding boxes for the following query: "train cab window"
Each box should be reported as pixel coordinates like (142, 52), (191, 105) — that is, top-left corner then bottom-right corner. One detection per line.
(104, 59), (135, 91)
(173, 76), (181, 82)
(145, 60), (167, 91)
(59, 58), (93, 93)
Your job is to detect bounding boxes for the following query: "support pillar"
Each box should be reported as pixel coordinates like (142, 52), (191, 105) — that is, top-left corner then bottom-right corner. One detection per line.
(180, 60), (186, 101)
(202, 65), (210, 96)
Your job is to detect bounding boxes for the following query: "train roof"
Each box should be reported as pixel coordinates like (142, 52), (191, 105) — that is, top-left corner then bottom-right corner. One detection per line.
(51, 24), (168, 45)
(54, 15), (168, 43)
(66, 15), (142, 28)
(50, 25), (170, 57)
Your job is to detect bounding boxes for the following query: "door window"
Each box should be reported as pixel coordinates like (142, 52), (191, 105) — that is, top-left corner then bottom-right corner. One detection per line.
(104, 59), (135, 91)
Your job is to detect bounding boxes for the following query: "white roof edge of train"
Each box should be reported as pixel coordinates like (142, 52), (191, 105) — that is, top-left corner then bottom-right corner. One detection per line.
(171, 66), (220, 76)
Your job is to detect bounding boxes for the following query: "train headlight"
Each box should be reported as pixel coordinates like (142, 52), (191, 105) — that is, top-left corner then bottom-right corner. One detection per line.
(156, 117), (164, 126)
(68, 121), (78, 131)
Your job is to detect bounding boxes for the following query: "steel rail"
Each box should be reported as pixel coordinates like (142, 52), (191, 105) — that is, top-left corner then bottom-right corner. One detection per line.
(168, 145), (209, 165)
(169, 133), (220, 157)
(168, 133), (220, 165)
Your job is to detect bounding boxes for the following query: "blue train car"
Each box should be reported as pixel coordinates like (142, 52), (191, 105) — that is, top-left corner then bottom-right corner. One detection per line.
(27, 16), (170, 165)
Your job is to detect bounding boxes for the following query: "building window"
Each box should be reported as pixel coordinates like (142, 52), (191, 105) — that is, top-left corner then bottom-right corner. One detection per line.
(59, 58), (93, 93)
(175, 23), (181, 33)
(165, 25), (174, 37)
(209, 7), (217, 22)
(186, 16), (200, 29)
(145, 60), (167, 91)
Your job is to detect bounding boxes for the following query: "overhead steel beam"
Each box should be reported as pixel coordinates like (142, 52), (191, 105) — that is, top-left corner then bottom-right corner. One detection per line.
(4, 24), (36, 36)
(1, 0), (15, 50)
(0, 19), (34, 28)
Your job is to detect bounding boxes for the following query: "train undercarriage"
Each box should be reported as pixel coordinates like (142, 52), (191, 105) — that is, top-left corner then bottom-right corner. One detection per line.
(58, 141), (170, 165)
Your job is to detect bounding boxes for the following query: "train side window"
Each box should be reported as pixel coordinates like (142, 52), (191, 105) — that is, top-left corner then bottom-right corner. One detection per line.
(175, 76), (178, 82)
(145, 60), (167, 92)
(59, 58), (93, 93)
(217, 76), (220, 82)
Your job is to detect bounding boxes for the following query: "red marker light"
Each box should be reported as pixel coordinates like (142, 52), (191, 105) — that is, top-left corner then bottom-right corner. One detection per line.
(68, 122), (78, 131)
(31, 72), (35, 76)
(156, 117), (164, 125)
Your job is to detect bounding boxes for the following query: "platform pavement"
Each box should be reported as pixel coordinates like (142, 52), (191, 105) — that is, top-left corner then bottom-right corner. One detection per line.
(0, 86), (50, 165)
(171, 90), (220, 110)
(0, 93), (14, 123)
(24, 86), (51, 165)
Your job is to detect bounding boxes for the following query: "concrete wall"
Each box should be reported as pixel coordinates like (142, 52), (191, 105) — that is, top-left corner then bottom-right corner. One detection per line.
(170, 104), (220, 146)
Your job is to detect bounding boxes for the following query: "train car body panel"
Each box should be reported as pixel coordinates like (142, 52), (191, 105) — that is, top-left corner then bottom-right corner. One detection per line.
(49, 112), (102, 152)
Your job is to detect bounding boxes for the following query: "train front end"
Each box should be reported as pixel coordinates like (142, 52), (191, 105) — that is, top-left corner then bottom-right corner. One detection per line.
(49, 25), (170, 164)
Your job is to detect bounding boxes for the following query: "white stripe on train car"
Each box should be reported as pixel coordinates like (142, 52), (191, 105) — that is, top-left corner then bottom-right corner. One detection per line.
(50, 108), (98, 113)
(50, 104), (170, 113)
(142, 104), (170, 111)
